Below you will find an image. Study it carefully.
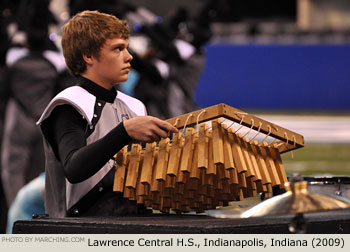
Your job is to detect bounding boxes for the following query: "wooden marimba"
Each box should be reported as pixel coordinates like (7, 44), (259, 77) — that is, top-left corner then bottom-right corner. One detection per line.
(113, 104), (305, 214)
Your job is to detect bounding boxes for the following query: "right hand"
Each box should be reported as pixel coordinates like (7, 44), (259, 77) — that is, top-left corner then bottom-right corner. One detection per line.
(123, 116), (179, 143)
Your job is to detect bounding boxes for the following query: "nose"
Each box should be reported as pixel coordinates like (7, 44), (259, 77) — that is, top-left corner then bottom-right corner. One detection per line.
(125, 49), (133, 62)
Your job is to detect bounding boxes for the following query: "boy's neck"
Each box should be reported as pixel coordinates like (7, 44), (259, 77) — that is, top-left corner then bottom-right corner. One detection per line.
(81, 73), (114, 91)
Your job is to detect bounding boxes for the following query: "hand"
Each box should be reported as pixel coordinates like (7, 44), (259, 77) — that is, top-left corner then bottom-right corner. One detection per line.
(123, 116), (179, 143)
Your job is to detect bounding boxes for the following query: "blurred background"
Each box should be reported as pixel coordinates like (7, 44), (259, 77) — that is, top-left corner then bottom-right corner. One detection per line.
(0, 0), (349, 232)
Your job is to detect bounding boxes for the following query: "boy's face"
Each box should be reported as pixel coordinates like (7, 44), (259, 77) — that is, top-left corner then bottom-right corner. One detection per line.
(87, 37), (133, 89)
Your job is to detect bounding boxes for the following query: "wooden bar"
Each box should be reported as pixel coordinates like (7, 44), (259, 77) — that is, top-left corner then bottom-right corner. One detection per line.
(113, 148), (129, 192)
(222, 124), (235, 170)
(190, 135), (200, 180)
(167, 132), (183, 176)
(175, 138), (185, 183)
(165, 103), (304, 153)
(140, 142), (156, 185)
(136, 150), (148, 197)
(150, 147), (160, 192)
(270, 143), (288, 188)
(260, 142), (281, 187)
(229, 167), (239, 185)
(180, 128), (196, 173)
(238, 172), (247, 189)
(212, 119), (224, 164)
(229, 128), (248, 174)
(251, 140), (272, 186)
(206, 130), (216, 176)
(237, 133), (255, 178)
(198, 123), (209, 169)
(165, 175), (176, 189)
(155, 138), (170, 181)
(244, 137), (262, 182)
(125, 144), (142, 189)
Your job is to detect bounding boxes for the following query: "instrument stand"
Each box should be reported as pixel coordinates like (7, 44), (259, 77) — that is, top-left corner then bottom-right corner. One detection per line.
(289, 213), (307, 234)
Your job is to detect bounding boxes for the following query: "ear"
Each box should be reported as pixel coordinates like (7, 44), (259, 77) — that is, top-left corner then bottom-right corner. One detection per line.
(83, 54), (94, 65)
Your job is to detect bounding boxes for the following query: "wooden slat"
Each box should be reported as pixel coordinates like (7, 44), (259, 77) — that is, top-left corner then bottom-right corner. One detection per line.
(238, 172), (247, 189)
(260, 142), (281, 187)
(167, 132), (183, 176)
(212, 119), (224, 164)
(155, 138), (170, 181)
(190, 135), (200, 179)
(150, 147), (161, 192)
(198, 123), (209, 169)
(251, 140), (272, 186)
(228, 128), (248, 173)
(206, 130), (216, 176)
(270, 143), (288, 188)
(229, 167), (239, 185)
(180, 128), (196, 173)
(175, 138), (186, 183)
(222, 124), (235, 170)
(165, 175), (176, 189)
(136, 150), (148, 197)
(140, 142), (156, 185)
(237, 133), (255, 178)
(244, 137), (262, 182)
(125, 144), (141, 189)
(113, 148), (129, 192)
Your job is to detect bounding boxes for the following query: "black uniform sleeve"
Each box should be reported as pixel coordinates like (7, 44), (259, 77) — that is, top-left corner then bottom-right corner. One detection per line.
(44, 104), (132, 184)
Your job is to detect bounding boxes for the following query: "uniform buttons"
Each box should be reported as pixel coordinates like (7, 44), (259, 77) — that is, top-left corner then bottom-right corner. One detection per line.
(73, 209), (79, 215)
(98, 186), (104, 192)
(93, 114), (97, 118)
(97, 102), (102, 107)
(90, 125), (94, 129)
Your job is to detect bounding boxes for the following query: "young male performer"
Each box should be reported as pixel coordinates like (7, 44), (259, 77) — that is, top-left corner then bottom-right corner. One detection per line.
(37, 10), (178, 217)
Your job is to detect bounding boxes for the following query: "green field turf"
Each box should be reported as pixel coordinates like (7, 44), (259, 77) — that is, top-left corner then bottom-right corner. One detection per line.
(281, 144), (350, 176)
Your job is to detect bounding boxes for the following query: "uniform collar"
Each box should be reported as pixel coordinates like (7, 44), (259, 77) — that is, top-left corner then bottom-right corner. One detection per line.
(77, 76), (117, 103)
